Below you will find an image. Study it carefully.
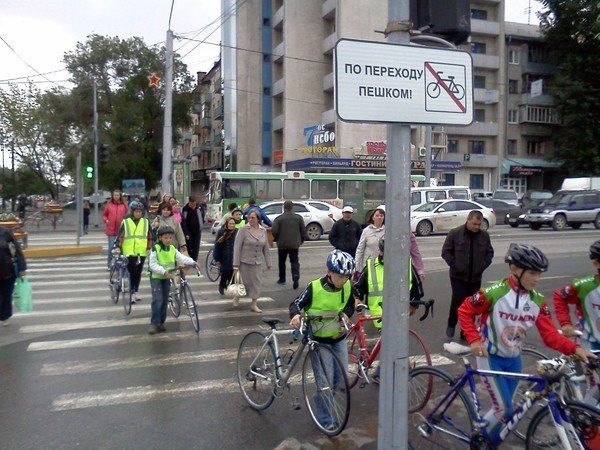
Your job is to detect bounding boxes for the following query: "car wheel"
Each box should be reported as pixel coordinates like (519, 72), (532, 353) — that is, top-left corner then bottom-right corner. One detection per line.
(569, 222), (582, 230)
(595, 213), (600, 230)
(305, 223), (323, 241)
(416, 220), (433, 237)
(509, 223), (519, 228)
(552, 214), (567, 231)
(529, 223), (542, 231)
(481, 219), (489, 231)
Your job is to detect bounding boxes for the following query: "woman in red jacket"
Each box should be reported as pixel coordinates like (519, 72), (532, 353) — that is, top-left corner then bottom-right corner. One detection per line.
(102, 190), (128, 267)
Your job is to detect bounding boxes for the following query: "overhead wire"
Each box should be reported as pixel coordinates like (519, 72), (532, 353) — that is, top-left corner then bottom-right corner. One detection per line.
(0, 34), (62, 87)
(0, 69), (67, 83)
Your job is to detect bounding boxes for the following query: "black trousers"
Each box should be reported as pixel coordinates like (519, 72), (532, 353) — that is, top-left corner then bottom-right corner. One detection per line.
(447, 277), (481, 329)
(186, 233), (201, 262)
(0, 277), (16, 321)
(219, 268), (234, 292)
(278, 249), (299, 282)
(127, 256), (146, 293)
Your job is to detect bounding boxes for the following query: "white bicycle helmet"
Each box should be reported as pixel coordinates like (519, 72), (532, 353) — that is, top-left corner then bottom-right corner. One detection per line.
(326, 250), (356, 276)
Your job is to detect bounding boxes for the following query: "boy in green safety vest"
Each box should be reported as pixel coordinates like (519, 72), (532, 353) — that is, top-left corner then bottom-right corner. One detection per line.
(113, 201), (152, 303)
(232, 208), (245, 229)
(148, 225), (200, 335)
(289, 249), (357, 430)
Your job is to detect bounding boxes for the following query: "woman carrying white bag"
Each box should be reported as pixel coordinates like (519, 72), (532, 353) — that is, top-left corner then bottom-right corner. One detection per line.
(232, 210), (272, 313)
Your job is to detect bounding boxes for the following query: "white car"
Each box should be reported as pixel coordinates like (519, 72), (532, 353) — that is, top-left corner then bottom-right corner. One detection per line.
(410, 200), (496, 236)
(261, 201), (334, 240)
(306, 201), (343, 221)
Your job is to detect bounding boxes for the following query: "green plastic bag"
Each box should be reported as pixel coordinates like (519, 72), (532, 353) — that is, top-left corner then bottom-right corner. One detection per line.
(13, 277), (33, 313)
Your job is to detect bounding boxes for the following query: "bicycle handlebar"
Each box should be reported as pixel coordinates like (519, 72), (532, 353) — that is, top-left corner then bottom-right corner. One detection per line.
(412, 299), (435, 322)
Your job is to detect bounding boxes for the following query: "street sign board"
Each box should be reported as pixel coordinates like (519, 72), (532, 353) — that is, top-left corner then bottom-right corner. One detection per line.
(335, 39), (473, 125)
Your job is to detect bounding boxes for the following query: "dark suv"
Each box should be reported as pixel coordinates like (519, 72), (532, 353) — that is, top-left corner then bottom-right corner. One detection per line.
(525, 190), (600, 230)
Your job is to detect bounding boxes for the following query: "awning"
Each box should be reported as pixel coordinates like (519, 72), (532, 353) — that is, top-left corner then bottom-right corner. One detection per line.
(501, 157), (563, 176)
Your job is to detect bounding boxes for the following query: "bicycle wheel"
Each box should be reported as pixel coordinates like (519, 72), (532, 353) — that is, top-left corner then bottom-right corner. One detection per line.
(182, 282), (200, 332)
(408, 366), (475, 448)
(205, 249), (220, 282)
(513, 347), (548, 441)
(168, 280), (181, 318)
(122, 270), (132, 315)
(426, 82), (441, 99)
(236, 332), (276, 410)
(409, 329), (432, 370)
(347, 331), (369, 389)
(109, 266), (119, 303)
(526, 400), (600, 449)
(302, 343), (350, 436)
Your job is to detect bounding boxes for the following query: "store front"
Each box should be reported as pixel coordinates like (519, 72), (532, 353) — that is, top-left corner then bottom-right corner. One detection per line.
(500, 157), (565, 195)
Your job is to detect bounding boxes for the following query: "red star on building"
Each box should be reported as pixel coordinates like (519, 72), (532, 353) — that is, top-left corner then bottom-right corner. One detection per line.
(148, 73), (160, 87)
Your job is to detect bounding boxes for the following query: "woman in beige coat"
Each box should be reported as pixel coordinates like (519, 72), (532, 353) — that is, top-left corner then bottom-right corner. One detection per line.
(151, 202), (187, 251)
(233, 210), (271, 312)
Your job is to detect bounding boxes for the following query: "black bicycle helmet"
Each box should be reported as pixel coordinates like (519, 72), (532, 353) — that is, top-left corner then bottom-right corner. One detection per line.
(157, 225), (175, 237)
(590, 240), (600, 261)
(129, 200), (143, 211)
(378, 236), (384, 252)
(505, 243), (549, 272)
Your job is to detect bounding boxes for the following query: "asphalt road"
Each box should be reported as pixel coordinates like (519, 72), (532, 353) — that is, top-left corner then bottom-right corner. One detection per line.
(0, 226), (598, 449)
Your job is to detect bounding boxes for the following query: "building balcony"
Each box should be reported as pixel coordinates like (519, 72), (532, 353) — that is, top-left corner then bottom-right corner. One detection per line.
(213, 104), (223, 119)
(519, 105), (560, 125)
(470, 19), (500, 36)
(323, 32), (337, 55)
(474, 88), (499, 104)
(201, 92), (212, 104)
(445, 122), (499, 136)
(322, 0), (336, 19)
(520, 123), (553, 137)
(322, 108), (336, 125)
(212, 77), (222, 93)
(445, 153), (499, 168)
(272, 41), (284, 63)
(520, 93), (554, 106)
(273, 114), (284, 131)
(199, 118), (211, 128)
(522, 61), (555, 76)
(273, 78), (285, 96)
(273, 5), (284, 30)
(472, 54), (500, 70)
(323, 72), (334, 92)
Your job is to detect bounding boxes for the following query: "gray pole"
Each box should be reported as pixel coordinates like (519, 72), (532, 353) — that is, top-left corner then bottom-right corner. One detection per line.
(161, 29), (174, 196)
(424, 126), (432, 186)
(378, 0), (411, 448)
(76, 151), (82, 245)
(93, 80), (99, 227)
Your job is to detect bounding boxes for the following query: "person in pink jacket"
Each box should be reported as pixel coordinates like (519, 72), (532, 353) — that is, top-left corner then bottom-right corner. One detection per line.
(102, 190), (128, 267)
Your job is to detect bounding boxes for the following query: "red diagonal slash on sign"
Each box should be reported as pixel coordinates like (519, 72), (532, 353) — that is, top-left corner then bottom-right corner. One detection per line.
(424, 62), (466, 113)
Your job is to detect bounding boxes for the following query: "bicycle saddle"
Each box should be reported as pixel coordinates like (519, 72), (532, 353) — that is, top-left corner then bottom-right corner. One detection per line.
(262, 317), (283, 328)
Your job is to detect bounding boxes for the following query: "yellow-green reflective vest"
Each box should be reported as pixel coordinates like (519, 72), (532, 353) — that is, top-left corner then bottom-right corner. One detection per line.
(122, 218), (149, 257)
(151, 244), (176, 280)
(305, 279), (351, 339)
(234, 220), (245, 229)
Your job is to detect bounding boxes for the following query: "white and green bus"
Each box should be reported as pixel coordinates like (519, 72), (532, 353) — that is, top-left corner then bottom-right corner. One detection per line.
(206, 171), (426, 225)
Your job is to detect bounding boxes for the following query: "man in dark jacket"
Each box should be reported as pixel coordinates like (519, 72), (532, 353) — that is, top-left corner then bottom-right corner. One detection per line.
(442, 210), (494, 340)
(243, 198), (272, 227)
(182, 196), (203, 262)
(0, 228), (27, 325)
(328, 206), (362, 257)
(272, 200), (307, 290)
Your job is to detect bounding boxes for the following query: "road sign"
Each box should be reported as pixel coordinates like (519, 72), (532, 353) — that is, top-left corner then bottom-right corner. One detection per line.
(335, 38), (473, 125)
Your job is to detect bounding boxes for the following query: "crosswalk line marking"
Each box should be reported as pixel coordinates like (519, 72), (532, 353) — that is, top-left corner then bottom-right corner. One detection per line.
(32, 291), (241, 305)
(19, 308), (289, 333)
(14, 297), (275, 317)
(28, 266), (113, 274)
(29, 278), (212, 287)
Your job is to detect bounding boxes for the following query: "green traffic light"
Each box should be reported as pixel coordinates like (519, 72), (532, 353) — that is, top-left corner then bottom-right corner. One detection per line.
(85, 166), (94, 179)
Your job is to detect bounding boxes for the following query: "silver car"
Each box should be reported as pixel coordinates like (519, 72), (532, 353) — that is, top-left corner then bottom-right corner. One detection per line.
(261, 201), (334, 241)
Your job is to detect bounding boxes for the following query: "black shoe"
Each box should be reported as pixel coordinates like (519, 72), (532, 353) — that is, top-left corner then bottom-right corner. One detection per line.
(277, 279), (286, 285)
(148, 324), (160, 335)
(158, 324), (167, 333)
(446, 326), (455, 338)
(219, 288), (225, 295)
(293, 280), (299, 290)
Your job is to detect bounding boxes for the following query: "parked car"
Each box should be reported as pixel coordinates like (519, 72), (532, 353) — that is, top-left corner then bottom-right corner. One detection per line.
(472, 192), (493, 202)
(520, 189), (553, 208)
(410, 186), (472, 210)
(261, 201), (335, 240)
(492, 189), (519, 206)
(410, 199), (496, 236)
(477, 199), (521, 225)
(525, 190), (600, 230)
(306, 201), (343, 221)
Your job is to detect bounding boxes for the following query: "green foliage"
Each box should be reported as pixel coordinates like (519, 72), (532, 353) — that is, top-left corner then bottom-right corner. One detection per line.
(539, 0), (600, 175)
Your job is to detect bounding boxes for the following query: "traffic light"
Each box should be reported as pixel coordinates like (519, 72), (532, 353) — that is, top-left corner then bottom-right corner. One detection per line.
(410, 0), (470, 45)
(85, 165), (94, 179)
(99, 144), (109, 165)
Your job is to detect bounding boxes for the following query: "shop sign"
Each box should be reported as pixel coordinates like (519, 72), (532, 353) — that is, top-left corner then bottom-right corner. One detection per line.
(363, 141), (387, 154)
(273, 149), (283, 165)
(300, 124), (337, 156)
(509, 165), (543, 176)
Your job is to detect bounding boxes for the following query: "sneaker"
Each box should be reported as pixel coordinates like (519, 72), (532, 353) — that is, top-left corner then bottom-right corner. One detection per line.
(148, 324), (160, 335)
(158, 324), (167, 333)
(277, 279), (286, 285)
(446, 326), (455, 338)
(293, 280), (299, 290)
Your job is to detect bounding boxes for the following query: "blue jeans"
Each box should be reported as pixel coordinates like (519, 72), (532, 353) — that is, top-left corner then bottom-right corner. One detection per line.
(107, 235), (117, 266)
(150, 278), (170, 325)
(309, 338), (348, 427)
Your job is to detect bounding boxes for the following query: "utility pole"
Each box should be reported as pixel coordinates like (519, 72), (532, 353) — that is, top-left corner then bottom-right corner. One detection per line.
(11, 141), (15, 212)
(76, 152), (82, 245)
(424, 126), (432, 186)
(378, 0), (411, 448)
(161, 29), (174, 196)
(93, 80), (99, 227)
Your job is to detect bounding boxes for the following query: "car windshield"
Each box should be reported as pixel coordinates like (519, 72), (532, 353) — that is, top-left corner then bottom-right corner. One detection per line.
(415, 202), (442, 212)
(494, 191), (517, 200)
(530, 191), (553, 200)
(546, 193), (572, 205)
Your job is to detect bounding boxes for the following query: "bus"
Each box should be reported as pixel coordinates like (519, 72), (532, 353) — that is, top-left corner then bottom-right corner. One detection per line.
(206, 171), (426, 225)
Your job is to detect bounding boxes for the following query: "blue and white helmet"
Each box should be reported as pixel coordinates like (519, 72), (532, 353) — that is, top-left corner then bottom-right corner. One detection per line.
(326, 250), (356, 276)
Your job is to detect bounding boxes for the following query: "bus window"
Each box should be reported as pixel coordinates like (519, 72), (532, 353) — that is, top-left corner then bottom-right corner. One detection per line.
(283, 179), (310, 199)
(253, 179), (282, 200)
(364, 181), (385, 201)
(339, 180), (362, 199)
(449, 189), (469, 200)
(411, 192), (421, 206)
(311, 179), (337, 199)
(208, 180), (222, 204)
(426, 190), (446, 202)
(223, 179), (251, 199)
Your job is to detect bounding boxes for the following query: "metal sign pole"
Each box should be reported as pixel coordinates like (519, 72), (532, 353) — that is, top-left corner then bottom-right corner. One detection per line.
(93, 80), (99, 227)
(378, 0), (411, 448)
(76, 151), (82, 246)
(161, 29), (174, 196)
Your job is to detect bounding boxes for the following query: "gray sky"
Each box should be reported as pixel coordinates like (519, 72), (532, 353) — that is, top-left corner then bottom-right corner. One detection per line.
(0, 0), (544, 87)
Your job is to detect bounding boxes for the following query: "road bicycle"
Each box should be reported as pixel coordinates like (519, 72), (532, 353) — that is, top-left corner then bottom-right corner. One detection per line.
(205, 248), (220, 282)
(426, 72), (465, 100)
(109, 254), (133, 315)
(236, 314), (350, 436)
(346, 300), (434, 400)
(408, 344), (600, 449)
(167, 266), (201, 333)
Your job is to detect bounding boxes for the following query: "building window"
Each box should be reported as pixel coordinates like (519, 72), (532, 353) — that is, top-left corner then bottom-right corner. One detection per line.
(507, 139), (517, 155)
(474, 109), (486, 122)
(502, 175), (528, 195)
(471, 42), (487, 54)
(468, 140), (485, 154)
(527, 141), (543, 156)
(509, 79), (519, 94)
(508, 49), (520, 64)
(473, 75), (486, 89)
(528, 45), (548, 63)
(469, 174), (485, 190)
(442, 173), (456, 186)
(471, 8), (488, 20)
(447, 139), (459, 154)
(508, 109), (518, 124)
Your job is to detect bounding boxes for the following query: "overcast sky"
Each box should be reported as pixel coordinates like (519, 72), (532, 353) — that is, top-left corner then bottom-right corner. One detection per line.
(0, 0), (544, 87)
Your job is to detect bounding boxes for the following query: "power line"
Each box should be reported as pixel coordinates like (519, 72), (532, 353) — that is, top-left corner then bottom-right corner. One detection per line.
(0, 69), (67, 83)
(0, 34), (61, 87)
(0, 79), (71, 85)
(222, 85), (324, 107)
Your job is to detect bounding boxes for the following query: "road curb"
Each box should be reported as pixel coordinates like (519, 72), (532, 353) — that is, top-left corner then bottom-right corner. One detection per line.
(24, 245), (103, 259)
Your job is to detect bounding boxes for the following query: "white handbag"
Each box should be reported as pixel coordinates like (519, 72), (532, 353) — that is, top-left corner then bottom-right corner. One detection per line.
(226, 269), (246, 298)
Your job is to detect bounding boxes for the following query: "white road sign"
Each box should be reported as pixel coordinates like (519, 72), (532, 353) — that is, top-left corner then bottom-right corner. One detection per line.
(335, 39), (473, 125)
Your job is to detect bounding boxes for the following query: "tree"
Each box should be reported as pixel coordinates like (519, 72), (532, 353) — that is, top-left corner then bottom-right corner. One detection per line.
(539, 0), (600, 175)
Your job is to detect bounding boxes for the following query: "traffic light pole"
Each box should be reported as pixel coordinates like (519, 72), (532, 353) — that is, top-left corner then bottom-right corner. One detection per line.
(93, 80), (99, 227)
(161, 30), (174, 196)
(76, 152), (82, 245)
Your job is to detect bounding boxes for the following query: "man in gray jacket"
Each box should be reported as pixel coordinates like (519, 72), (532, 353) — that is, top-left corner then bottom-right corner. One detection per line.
(441, 210), (494, 340)
(272, 201), (308, 290)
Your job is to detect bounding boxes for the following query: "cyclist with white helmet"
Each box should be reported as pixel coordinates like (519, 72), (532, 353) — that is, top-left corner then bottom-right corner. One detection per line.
(289, 249), (357, 429)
